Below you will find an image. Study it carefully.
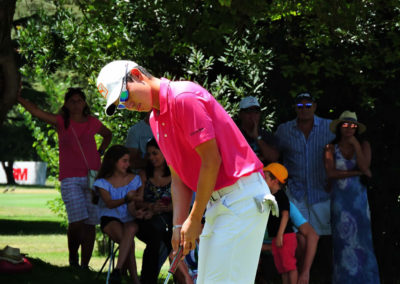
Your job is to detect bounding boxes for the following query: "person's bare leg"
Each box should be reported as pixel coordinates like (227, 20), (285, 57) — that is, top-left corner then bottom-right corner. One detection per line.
(103, 223), (125, 266)
(296, 233), (306, 273)
(282, 272), (289, 284)
(124, 223), (140, 284)
(297, 223), (319, 284)
(67, 220), (84, 266)
(288, 269), (298, 284)
(113, 222), (135, 270)
(81, 224), (96, 267)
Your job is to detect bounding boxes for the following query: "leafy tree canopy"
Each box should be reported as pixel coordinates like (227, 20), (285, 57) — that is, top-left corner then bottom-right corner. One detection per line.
(4, 1), (400, 279)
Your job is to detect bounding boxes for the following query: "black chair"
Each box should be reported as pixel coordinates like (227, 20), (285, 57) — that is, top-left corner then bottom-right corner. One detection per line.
(96, 237), (119, 284)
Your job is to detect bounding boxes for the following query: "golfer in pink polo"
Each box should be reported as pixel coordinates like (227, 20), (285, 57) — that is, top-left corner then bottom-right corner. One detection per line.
(97, 60), (278, 283)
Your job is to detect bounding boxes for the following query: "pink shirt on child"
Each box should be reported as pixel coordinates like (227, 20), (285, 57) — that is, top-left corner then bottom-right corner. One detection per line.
(149, 78), (263, 192)
(57, 115), (102, 181)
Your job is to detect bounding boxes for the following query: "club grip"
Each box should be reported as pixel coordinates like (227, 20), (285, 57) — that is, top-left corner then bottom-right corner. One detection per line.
(168, 246), (183, 274)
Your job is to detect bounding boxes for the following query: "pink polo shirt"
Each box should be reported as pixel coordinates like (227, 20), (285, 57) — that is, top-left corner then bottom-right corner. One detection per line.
(57, 115), (102, 181)
(149, 78), (263, 192)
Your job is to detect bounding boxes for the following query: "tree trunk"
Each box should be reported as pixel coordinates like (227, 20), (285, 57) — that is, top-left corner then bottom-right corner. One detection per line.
(0, 0), (18, 127)
(1, 160), (16, 185)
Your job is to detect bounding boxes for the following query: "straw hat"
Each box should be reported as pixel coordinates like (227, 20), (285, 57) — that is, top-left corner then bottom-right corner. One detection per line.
(0, 246), (24, 264)
(263, 163), (288, 184)
(329, 110), (366, 134)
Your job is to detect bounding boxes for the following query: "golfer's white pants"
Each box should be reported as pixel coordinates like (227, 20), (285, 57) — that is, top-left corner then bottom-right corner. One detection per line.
(197, 172), (271, 284)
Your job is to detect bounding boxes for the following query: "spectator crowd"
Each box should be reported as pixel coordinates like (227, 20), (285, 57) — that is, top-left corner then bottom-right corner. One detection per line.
(18, 80), (380, 284)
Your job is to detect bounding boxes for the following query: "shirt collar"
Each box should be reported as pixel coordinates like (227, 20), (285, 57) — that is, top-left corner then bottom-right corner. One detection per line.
(158, 78), (170, 116)
(292, 115), (321, 128)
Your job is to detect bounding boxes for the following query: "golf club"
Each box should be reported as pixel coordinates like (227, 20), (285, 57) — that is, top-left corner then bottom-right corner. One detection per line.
(163, 246), (183, 284)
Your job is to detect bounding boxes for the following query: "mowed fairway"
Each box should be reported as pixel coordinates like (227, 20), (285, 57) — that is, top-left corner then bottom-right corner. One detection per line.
(0, 188), (60, 221)
(0, 185), (169, 277)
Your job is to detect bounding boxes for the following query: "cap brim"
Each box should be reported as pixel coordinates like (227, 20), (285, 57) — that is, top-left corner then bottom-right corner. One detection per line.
(97, 60), (139, 116)
(106, 104), (117, 116)
(295, 97), (315, 103)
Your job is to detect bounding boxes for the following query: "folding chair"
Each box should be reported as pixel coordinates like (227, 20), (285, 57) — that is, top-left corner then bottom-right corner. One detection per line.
(96, 237), (119, 284)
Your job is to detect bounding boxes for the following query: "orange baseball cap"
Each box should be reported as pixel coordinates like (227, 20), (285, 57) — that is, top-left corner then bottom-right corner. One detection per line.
(263, 163), (288, 184)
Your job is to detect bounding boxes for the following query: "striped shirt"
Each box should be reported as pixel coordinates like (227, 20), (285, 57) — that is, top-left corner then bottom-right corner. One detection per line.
(275, 115), (335, 204)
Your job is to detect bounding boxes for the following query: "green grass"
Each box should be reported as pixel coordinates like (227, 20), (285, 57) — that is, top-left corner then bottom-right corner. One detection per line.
(0, 188), (61, 221)
(0, 185), (171, 283)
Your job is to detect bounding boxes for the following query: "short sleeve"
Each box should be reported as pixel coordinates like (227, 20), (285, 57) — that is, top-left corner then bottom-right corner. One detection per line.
(174, 93), (215, 149)
(90, 116), (103, 134)
(290, 201), (307, 228)
(56, 115), (64, 132)
(125, 175), (142, 193)
(275, 190), (290, 213)
(94, 178), (111, 192)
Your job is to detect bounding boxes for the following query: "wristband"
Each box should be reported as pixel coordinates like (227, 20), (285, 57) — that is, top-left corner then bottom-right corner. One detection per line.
(98, 149), (105, 156)
(172, 225), (183, 230)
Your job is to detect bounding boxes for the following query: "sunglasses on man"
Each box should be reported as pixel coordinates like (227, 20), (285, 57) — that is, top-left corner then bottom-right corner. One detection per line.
(116, 64), (131, 109)
(296, 103), (313, 109)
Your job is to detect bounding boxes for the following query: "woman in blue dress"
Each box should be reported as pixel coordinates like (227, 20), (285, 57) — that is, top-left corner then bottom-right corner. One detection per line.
(324, 111), (380, 284)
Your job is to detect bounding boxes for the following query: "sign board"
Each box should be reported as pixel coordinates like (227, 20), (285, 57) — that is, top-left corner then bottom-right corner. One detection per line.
(0, 161), (47, 185)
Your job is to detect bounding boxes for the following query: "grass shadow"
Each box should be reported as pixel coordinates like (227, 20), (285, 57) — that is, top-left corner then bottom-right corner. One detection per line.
(0, 257), (171, 284)
(0, 257), (107, 284)
(0, 219), (66, 235)
(0, 184), (55, 189)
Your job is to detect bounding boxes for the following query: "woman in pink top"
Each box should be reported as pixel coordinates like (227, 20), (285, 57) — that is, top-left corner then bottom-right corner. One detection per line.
(18, 87), (112, 269)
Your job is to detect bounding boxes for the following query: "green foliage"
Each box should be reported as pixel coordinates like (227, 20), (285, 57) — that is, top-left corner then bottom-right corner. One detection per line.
(10, 1), (400, 279)
(0, 109), (38, 162)
(46, 191), (67, 228)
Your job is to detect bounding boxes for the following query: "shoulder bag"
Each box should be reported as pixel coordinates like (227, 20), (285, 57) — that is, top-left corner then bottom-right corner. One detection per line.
(71, 126), (98, 191)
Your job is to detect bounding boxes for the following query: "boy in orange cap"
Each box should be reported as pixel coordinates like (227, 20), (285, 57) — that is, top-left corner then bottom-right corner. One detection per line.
(263, 163), (298, 284)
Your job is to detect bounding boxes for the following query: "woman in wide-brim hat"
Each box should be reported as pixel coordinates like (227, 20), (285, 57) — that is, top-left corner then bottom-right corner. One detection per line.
(329, 110), (367, 134)
(324, 110), (380, 283)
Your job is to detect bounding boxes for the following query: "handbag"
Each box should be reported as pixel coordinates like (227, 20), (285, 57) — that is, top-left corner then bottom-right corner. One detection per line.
(71, 126), (99, 190)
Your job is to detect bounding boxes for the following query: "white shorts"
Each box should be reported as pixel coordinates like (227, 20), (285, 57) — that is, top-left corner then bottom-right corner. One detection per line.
(60, 177), (99, 225)
(287, 192), (331, 236)
(197, 172), (270, 284)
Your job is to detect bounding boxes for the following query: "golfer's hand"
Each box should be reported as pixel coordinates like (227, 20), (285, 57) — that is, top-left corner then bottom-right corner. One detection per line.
(180, 216), (202, 256)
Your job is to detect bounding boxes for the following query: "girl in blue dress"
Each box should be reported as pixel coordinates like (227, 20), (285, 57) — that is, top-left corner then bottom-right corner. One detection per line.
(324, 111), (380, 284)
(94, 145), (143, 284)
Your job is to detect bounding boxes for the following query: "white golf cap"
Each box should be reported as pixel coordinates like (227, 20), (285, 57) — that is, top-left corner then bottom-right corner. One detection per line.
(97, 60), (139, 116)
(239, 96), (260, 109)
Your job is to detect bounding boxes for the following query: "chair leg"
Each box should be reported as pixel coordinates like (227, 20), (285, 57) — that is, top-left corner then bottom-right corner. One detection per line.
(96, 236), (112, 280)
(106, 240), (115, 284)
(97, 252), (112, 278)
